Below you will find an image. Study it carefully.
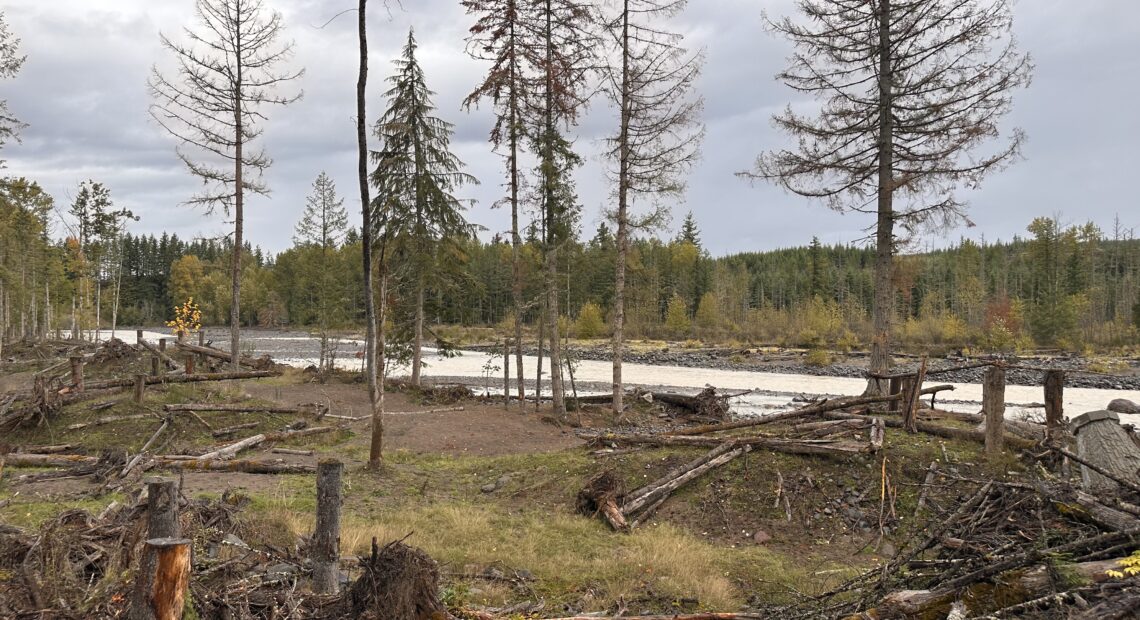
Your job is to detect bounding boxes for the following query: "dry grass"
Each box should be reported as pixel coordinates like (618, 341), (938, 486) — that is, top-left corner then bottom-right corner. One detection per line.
(261, 489), (763, 610)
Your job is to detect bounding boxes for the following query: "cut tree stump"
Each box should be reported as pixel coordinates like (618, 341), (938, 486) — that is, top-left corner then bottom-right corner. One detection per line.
(1044, 369), (1064, 439)
(576, 471), (629, 531)
(1070, 410), (1140, 495)
(983, 365), (1006, 457)
(129, 537), (191, 620)
(312, 460), (343, 594)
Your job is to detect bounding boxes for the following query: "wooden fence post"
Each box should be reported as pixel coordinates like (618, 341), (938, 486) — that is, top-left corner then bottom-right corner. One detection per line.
(151, 355), (161, 377)
(983, 365), (1006, 457)
(69, 356), (84, 392)
(1044, 370), (1064, 440)
(185, 355), (195, 375)
(137, 329), (144, 345)
(312, 459), (343, 594)
(129, 478), (182, 620)
(134, 374), (147, 404)
(158, 338), (166, 354)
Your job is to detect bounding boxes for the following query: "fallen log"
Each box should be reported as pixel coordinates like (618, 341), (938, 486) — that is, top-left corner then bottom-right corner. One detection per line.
(670, 385), (954, 436)
(821, 411), (1036, 450)
(173, 341), (272, 369)
(271, 448), (314, 456)
(624, 441), (741, 513)
(67, 412), (158, 431)
(584, 432), (866, 459)
(151, 457), (316, 474)
(3, 444), (75, 454)
(3, 453), (99, 467)
(624, 443), (751, 521)
(82, 370), (279, 391)
(198, 426), (338, 460)
(162, 402), (320, 415)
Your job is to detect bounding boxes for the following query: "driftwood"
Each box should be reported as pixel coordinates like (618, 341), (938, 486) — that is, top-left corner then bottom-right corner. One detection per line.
(670, 385), (954, 436)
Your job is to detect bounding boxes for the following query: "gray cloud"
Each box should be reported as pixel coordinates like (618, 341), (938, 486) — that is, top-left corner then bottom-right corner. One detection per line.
(3, 0), (1137, 257)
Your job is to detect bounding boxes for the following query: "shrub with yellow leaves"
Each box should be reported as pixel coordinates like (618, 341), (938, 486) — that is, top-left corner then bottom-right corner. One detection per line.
(166, 297), (202, 340)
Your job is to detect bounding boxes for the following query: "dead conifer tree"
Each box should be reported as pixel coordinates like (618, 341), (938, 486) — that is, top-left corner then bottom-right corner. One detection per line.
(149, 0), (303, 369)
(463, 0), (534, 405)
(740, 0), (1031, 392)
(605, 0), (703, 416)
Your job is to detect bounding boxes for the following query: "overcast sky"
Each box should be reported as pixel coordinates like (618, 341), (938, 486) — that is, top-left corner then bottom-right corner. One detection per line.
(3, 0), (1138, 257)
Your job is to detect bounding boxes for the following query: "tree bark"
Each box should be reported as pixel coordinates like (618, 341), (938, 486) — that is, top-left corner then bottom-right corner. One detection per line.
(611, 0), (632, 418)
(130, 537), (191, 620)
(1071, 410), (1140, 494)
(357, 0), (382, 469)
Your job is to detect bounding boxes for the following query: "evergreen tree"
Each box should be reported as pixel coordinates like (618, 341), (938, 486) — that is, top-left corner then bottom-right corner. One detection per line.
(294, 171), (350, 373)
(0, 12), (25, 165)
(371, 29), (478, 386)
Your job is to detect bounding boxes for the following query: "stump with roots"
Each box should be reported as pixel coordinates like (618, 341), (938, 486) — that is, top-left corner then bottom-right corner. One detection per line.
(576, 470), (629, 531)
(339, 538), (450, 620)
(1071, 410), (1140, 494)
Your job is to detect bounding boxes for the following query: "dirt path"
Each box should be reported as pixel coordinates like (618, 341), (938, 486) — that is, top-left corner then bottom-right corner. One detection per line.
(243, 380), (582, 457)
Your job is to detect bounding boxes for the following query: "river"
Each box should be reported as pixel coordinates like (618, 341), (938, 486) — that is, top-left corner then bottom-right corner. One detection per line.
(128, 328), (1140, 425)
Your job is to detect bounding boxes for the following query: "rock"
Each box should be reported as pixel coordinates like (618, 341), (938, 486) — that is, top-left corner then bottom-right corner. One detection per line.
(1108, 398), (1140, 414)
(223, 533), (249, 549)
(515, 568), (535, 581)
(879, 542), (897, 557)
(496, 474), (511, 487)
(480, 482), (498, 493)
(752, 530), (771, 544)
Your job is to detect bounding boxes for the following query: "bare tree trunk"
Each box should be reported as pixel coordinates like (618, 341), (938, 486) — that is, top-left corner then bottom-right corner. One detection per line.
(535, 300), (544, 411)
(358, 0), (383, 468)
(509, 44), (525, 404)
(95, 278), (102, 342)
(411, 274), (424, 386)
(547, 247), (565, 416)
(231, 95), (244, 371)
(612, 0), (631, 418)
(312, 460), (343, 594)
(866, 0), (894, 396)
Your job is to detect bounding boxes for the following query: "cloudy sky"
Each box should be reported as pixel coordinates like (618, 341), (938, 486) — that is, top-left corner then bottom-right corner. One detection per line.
(3, 0), (1138, 256)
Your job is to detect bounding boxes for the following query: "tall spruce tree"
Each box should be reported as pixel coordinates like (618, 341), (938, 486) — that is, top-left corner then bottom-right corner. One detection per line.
(149, 0), (303, 368)
(371, 29), (477, 387)
(605, 0), (703, 416)
(740, 0), (1031, 393)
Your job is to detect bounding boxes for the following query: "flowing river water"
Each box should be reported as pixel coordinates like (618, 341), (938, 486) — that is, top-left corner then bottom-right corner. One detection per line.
(130, 328), (1140, 426)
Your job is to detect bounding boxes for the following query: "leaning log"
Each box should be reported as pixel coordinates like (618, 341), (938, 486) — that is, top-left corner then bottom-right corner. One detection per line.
(670, 385), (954, 436)
(137, 338), (183, 373)
(174, 342), (273, 369)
